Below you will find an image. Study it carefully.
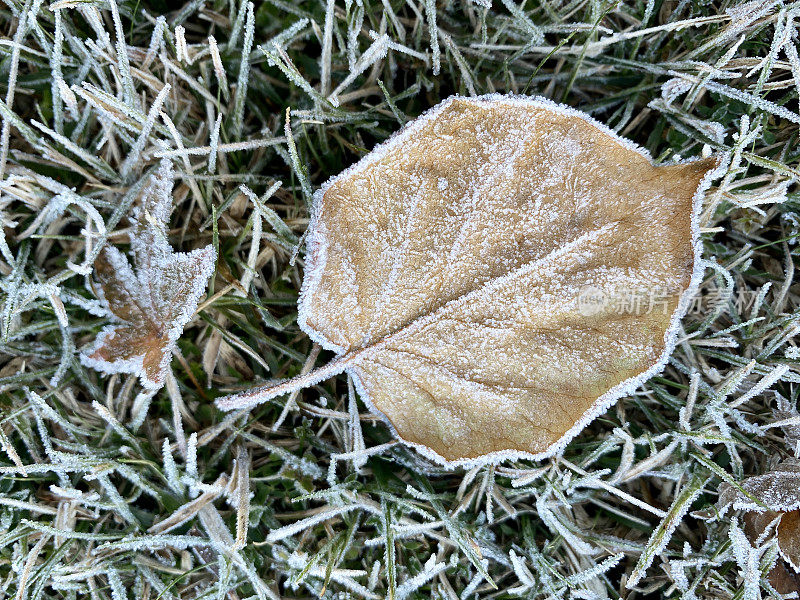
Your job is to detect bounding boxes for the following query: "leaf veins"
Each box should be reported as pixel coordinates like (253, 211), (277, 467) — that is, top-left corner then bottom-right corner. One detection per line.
(217, 95), (721, 465)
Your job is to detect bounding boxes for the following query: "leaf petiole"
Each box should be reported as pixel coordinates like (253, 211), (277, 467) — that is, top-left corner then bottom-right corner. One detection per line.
(215, 353), (357, 411)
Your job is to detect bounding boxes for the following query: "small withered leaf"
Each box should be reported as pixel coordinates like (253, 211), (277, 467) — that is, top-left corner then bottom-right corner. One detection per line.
(717, 462), (800, 515)
(725, 465), (800, 582)
(217, 94), (721, 466)
(778, 510), (800, 573)
(769, 560), (800, 596)
(81, 160), (216, 390)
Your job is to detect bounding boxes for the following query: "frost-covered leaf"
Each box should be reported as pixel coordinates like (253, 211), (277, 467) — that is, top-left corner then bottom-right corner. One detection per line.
(218, 94), (720, 465)
(81, 160), (216, 390)
(773, 395), (800, 453)
(718, 462), (800, 514)
(728, 468), (800, 585)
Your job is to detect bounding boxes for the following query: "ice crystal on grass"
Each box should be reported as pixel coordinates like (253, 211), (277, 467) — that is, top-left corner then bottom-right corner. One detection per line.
(2, 0), (800, 598)
(80, 160), (216, 390)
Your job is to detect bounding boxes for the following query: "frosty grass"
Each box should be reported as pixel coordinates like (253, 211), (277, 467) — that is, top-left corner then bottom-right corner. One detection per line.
(0, 0), (799, 598)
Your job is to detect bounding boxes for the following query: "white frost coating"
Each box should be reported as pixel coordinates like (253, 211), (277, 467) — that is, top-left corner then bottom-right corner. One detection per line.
(717, 463), (800, 514)
(297, 94), (727, 468)
(80, 160), (216, 391)
(266, 505), (362, 543)
(222, 94), (727, 468)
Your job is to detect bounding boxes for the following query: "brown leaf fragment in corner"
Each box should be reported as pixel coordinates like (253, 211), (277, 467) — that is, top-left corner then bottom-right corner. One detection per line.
(741, 510), (800, 595)
(80, 160), (216, 391)
(717, 462), (800, 515)
(778, 510), (800, 573)
(217, 94), (722, 466)
(718, 461), (800, 590)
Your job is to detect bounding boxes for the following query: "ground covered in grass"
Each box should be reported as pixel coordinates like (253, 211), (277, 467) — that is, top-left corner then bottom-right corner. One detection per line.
(1, 0), (799, 598)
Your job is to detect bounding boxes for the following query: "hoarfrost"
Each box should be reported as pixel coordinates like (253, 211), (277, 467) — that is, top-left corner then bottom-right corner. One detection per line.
(79, 160), (216, 391)
(396, 553), (449, 600)
(718, 462), (800, 514)
(729, 519), (762, 600)
(217, 94), (722, 467)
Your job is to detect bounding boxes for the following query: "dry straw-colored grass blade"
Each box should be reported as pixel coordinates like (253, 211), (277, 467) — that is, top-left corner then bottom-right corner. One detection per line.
(218, 94), (722, 466)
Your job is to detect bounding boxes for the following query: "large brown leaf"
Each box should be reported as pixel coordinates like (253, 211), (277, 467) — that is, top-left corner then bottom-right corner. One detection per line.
(81, 161), (216, 390)
(217, 95), (721, 465)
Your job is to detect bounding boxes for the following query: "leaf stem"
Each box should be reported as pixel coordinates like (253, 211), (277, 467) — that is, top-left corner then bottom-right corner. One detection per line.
(215, 354), (355, 412)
